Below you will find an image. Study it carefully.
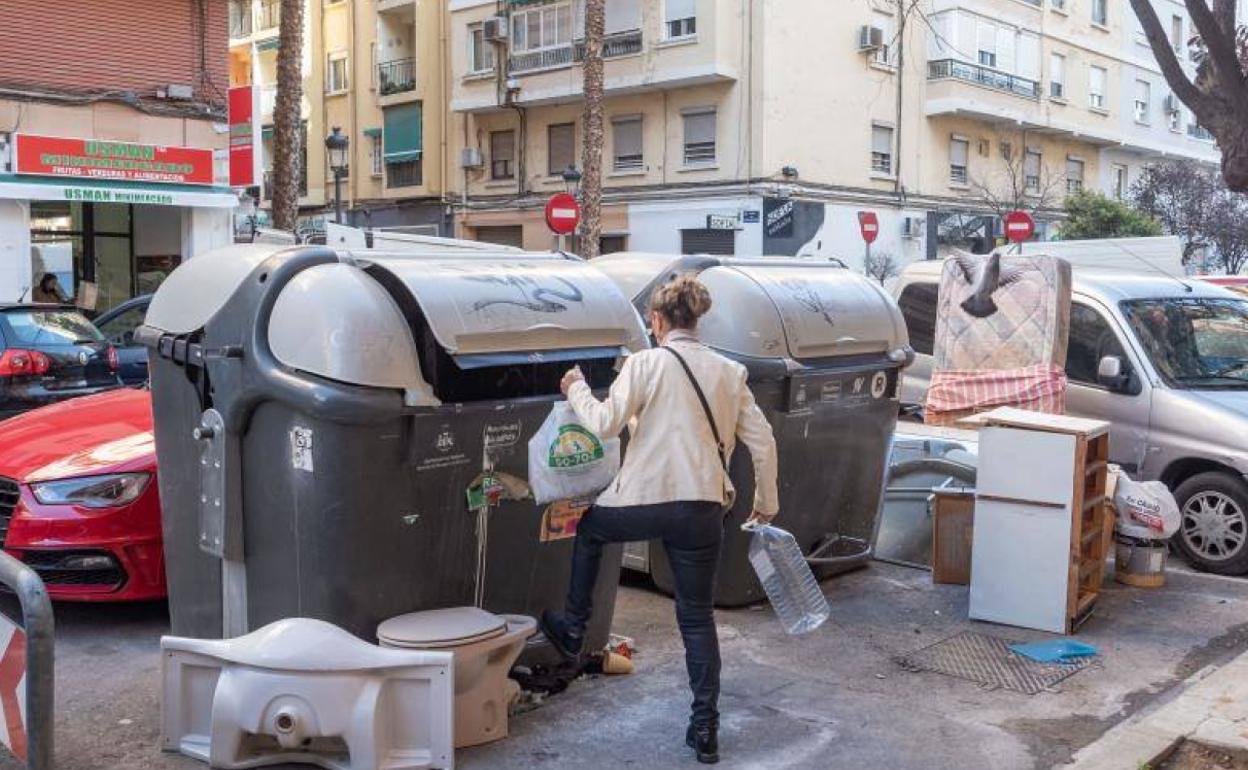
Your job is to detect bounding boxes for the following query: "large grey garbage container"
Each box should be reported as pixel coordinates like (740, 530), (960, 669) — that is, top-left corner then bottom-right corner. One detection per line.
(139, 244), (648, 651)
(593, 253), (911, 606)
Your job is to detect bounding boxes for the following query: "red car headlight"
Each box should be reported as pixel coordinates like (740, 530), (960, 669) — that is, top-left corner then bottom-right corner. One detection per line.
(30, 473), (151, 508)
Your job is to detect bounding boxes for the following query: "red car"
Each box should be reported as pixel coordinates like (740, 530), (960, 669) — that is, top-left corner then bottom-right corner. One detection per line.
(0, 388), (163, 601)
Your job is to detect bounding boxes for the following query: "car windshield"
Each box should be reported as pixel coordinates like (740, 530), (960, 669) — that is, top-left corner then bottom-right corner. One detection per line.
(1, 309), (105, 346)
(1121, 298), (1248, 389)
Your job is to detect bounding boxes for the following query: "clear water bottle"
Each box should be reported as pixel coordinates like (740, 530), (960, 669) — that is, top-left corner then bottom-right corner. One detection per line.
(746, 524), (830, 635)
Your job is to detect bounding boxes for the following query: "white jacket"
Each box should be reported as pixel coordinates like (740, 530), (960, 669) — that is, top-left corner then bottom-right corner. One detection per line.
(567, 330), (780, 515)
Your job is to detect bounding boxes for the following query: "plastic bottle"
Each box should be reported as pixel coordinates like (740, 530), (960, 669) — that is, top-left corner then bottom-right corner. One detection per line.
(746, 524), (830, 635)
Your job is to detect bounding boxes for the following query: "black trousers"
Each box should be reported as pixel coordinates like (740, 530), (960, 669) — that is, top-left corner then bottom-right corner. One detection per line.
(565, 500), (725, 728)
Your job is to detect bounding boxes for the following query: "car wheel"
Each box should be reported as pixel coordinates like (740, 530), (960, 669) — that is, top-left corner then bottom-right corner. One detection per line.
(1173, 471), (1248, 575)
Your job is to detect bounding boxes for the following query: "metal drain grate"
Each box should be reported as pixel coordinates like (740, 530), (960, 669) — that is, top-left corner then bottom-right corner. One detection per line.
(893, 631), (1096, 694)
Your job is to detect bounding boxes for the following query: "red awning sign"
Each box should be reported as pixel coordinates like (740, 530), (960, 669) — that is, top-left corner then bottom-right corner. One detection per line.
(545, 193), (581, 236)
(13, 134), (214, 186)
(228, 86), (256, 188)
(858, 211), (880, 244)
(1004, 210), (1036, 243)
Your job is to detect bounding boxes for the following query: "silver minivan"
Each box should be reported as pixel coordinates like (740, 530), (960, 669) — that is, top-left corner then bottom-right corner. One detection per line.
(895, 261), (1248, 575)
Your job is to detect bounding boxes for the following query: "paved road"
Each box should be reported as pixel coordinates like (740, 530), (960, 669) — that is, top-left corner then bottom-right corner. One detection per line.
(3, 561), (1248, 770)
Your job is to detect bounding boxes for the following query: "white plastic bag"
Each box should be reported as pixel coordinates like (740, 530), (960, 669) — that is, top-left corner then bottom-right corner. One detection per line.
(1113, 472), (1180, 540)
(528, 401), (620, 505)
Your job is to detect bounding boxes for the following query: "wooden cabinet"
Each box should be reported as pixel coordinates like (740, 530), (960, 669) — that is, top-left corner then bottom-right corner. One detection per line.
(965, 408), (1112, 634)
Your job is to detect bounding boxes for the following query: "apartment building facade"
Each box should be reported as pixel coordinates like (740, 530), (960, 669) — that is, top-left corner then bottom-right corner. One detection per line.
(0, 0), (234, 309)
(446, 0), (1219, 266)
(228, 0), (451, 233)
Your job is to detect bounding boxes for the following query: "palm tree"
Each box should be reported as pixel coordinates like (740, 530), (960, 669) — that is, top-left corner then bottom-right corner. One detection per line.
(271, 0), (305, 231)
(579, 0), (605, 258)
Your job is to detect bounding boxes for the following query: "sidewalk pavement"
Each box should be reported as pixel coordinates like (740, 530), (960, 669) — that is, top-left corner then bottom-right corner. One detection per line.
(1066, 647), (1248, 769)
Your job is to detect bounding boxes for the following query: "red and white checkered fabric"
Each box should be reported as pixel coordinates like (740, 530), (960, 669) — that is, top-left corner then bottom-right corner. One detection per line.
(925, 363), (1067, 423)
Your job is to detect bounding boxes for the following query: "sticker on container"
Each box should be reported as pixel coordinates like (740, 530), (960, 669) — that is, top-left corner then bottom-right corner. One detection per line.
(290, 427), (313, 472)
(540, 499), (592, 542)
(484, 421), (522, 451)
(871, 371), (888, 399)
(548, 425), (604, 469)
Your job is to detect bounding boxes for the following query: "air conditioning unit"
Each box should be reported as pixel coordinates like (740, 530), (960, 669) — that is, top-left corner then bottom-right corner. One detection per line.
(483, 15), (508, 42)
(460, 147), (483, 169)
(1163, 94), (1181, 113)
(858, 25), (884, 51)
(901, 216), (922, 238)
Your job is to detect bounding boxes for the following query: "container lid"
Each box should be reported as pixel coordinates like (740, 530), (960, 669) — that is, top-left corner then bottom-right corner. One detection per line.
(377, 607), (507, 649)
(700, 262), (907, 360)
(364, 255), (649, 358)
(144, 243), (293, 335)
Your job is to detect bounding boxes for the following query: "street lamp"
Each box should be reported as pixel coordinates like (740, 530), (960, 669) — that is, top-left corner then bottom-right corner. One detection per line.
(561, 165), (582, 196)
(325, 126), (349, 224)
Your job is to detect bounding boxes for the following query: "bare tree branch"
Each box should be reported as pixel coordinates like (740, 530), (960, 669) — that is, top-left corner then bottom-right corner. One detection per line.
(1186, 0), (1246, 90)
(1131, 0), (1210, 113)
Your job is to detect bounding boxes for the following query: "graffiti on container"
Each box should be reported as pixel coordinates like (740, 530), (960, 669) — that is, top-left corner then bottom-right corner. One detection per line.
(464, 273), (585, 314)
(778, 278), (834, 326)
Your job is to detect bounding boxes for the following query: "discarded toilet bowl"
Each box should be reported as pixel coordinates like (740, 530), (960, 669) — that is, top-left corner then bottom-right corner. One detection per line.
(378, 608), (536, 748)
(161, 617), (454, 770)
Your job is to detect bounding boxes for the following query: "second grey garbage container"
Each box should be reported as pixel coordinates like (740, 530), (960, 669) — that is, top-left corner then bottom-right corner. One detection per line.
(594, 253), (911, 606)
(140, 244), (649, 651)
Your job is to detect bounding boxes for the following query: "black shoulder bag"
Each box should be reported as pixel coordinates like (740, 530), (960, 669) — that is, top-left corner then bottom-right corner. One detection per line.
(663, 346), (734, 509)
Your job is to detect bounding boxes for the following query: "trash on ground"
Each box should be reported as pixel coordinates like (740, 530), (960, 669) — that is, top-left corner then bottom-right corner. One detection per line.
(1008, 639), (1099, 664)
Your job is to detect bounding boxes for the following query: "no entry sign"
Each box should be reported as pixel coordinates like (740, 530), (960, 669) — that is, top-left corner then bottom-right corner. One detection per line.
(857, 211), (880, 244)
(545, 193), (581, 235)
(1004, 210), (1036, 243)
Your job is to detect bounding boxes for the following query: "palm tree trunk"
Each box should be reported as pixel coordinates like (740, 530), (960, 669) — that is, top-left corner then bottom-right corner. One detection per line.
(271, 0), (306, 232)
(579, 0), (605, 258)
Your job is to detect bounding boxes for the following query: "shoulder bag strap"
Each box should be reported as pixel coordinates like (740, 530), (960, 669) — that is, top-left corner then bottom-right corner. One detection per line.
(662, 346), (728, 472)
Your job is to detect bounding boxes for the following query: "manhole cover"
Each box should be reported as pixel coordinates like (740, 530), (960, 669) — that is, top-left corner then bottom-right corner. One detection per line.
(893, 631), (1096, 694)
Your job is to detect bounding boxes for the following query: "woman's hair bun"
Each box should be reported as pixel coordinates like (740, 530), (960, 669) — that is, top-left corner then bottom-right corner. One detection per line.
(649, 275), (712, 330)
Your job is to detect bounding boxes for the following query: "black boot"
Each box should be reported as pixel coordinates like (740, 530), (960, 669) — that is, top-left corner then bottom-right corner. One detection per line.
(539, 610), (584, 661)
(685, 724), (719, 764)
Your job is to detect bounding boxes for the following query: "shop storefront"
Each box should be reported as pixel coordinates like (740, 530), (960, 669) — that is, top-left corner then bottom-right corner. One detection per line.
(0, 134), (237, 312)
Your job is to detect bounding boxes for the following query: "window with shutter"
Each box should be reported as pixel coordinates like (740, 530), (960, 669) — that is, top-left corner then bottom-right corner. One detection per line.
(1049, 53), (1065, 98)
(1134, 80), (1150, 123)
(1024, 149), (1042, 193)
(1089, 66), (1106, 109)
(607, 0), (641, 34)
(871, 124), (893, 175)
(547, 123), (576, 176)
(682, 110), (716, 166)
(491, 130), (515, 180)
(1066, 157), (1084, 194)
(612, 116), (643, 171)
(664, 0), (696, 39)
(949, 138), (970, 185)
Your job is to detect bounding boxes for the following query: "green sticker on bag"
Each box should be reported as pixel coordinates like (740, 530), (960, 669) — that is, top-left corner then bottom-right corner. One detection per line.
(548, 424), (604, 469)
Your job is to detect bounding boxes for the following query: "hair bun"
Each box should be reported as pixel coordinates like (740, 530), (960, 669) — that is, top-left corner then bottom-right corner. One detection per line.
(649, 275), (713, 330)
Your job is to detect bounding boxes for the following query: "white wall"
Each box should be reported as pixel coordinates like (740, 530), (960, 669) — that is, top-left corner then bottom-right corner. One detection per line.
(627, 196), (759, 254)
(796, 203), (928, 273)
(0, 201), (32, 303)
(181, 208), (233, 258)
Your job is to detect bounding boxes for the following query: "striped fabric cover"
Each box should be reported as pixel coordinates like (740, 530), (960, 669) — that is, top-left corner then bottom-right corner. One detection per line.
(925, 364), (1068, 426)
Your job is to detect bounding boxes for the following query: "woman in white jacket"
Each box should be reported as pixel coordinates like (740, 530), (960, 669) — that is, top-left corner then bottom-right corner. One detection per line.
(541, 276), (779, 765)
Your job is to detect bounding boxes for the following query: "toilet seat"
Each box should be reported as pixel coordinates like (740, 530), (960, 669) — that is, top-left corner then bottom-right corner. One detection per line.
(377, 607), (508, 650)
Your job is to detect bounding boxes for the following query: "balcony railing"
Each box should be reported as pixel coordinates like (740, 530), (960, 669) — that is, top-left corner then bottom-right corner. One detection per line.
(378, 58), (416, 96)
(575, 29), (644, 61)
(229, 1), (252, 38)
(509, 29), (643, 74)
(1188, 123), (1215, 141)
(258, 0), (280, 31)
(262, 166), (309, 199)
(927, 58), (1040, 100)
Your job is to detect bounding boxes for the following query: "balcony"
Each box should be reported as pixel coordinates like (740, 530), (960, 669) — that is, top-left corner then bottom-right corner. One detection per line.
(1188, 123), (1216, 142)
(229, 0), (252, 39)
(928, 59), (1040, 100)
(509, 29), (643, 75)
(378, 58), (417, 96)
(258, 0), (280, 32)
